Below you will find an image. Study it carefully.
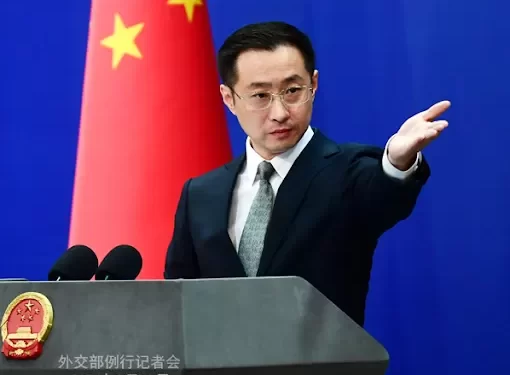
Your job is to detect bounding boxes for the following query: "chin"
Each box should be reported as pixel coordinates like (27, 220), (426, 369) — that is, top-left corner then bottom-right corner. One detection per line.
(269, 139), (299, 155)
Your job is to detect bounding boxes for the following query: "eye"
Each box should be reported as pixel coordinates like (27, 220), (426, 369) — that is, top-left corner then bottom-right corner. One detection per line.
(285, 87), (303, 94)
(251, 92), (270, 99)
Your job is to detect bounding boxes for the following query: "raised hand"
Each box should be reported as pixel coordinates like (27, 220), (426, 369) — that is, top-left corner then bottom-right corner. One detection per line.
(387, 100), (451, 170)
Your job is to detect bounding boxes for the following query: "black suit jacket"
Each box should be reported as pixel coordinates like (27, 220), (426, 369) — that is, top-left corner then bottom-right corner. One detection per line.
(164, 129), (430, 326)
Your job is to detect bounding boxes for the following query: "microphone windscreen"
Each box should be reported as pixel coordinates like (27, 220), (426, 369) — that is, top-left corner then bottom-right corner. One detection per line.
(95, 244), (143, 280)
(48, 245), (98, 281)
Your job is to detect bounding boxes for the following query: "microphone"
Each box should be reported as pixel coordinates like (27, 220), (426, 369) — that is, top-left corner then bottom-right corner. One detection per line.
(48, 244), (98, 281)
(95, 244), (143, 280)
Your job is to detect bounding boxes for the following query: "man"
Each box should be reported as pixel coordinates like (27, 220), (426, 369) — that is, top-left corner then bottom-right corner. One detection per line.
(164, 21), (450, 326)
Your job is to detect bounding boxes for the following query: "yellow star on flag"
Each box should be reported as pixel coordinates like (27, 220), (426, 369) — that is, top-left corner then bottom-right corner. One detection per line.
(168, 0), (203, 22)
(100, 13), (144, 69)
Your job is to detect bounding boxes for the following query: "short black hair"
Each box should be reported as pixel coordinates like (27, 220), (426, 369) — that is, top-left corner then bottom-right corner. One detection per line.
(217, 21), (316, 88)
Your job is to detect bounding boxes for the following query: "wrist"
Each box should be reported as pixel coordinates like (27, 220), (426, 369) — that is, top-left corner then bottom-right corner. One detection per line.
(387, 152), (416, 171)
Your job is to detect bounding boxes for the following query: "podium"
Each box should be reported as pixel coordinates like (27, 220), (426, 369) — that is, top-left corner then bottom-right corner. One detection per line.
(0, 276), (389, 374)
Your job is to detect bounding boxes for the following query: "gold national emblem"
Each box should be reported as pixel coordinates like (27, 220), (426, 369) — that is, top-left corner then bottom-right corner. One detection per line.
(1, 292), (54, 359)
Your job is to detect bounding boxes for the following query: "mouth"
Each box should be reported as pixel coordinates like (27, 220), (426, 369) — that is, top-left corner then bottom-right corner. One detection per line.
(270, 128), (292, 134)
(269, 128), (293, 140)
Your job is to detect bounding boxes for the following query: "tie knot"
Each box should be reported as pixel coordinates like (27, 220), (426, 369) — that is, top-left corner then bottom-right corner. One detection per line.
(257, 161), (275, 181)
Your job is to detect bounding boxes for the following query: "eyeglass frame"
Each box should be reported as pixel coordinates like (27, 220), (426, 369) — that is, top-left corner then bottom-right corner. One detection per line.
(228, 84), (316, 111)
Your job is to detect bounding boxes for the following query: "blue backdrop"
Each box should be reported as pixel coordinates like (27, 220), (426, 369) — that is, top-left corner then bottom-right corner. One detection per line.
(1, 1), (509, 374)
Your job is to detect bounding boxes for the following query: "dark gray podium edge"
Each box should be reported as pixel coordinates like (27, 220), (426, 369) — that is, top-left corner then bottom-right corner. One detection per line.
(177, 275), (390, 372)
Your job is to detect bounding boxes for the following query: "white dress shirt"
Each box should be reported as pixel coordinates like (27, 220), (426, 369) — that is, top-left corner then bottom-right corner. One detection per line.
(227, 126), (421, 252)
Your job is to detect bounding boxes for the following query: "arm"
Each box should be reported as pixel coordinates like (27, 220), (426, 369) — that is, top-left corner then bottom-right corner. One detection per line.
(163, 179), (200, 279)
(348, 100), (450, 237)
(347, 145), (430, 238)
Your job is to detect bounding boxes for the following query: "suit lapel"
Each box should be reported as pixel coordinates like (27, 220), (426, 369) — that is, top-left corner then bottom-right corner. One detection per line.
(211, 153), (247, 276)
(257, 130), (340, 276)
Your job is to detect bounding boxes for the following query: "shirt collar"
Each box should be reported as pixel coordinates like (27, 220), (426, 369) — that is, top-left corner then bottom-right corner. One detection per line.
(245, 126), (314, 184)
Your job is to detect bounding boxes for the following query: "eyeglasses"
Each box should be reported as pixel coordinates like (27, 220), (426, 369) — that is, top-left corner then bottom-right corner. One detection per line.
(232, 85), (315, 111)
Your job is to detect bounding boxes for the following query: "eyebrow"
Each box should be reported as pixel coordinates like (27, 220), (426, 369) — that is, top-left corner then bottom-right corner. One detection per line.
(246, 74), (305, 90)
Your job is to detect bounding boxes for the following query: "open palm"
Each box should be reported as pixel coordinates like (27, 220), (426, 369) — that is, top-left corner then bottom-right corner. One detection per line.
(388, 100), (451, 168)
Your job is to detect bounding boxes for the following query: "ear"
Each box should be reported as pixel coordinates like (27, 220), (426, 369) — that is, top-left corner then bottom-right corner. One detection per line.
(220, 84), (236, 115)
(311, 69), (319, 99)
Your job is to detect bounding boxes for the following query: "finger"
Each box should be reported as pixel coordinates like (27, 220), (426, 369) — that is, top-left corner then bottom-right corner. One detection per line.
(423, 128), (440, 139)
(422, 100), (451, 121)
(429, 120), (448, 131)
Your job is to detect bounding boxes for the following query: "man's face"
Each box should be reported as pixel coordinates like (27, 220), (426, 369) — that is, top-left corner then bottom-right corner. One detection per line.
(220, 45), (318, 160)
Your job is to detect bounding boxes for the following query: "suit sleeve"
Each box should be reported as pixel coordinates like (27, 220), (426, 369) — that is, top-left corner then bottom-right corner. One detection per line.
(346, 144), (431, 238)
(164, 179), (200, 279)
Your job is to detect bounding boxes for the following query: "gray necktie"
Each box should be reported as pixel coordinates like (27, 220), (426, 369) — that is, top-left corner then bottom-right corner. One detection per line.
(238, 161), (276, 276)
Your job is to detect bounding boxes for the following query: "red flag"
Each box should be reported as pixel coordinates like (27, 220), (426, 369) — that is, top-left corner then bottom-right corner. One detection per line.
(69, 0), (232, 278)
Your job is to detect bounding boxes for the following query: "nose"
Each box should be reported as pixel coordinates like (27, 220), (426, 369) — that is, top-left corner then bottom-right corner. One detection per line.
(269, 96), (290, 123)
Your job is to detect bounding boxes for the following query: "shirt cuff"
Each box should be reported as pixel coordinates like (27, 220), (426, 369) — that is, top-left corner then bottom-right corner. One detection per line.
(381, 135), (422, 180)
